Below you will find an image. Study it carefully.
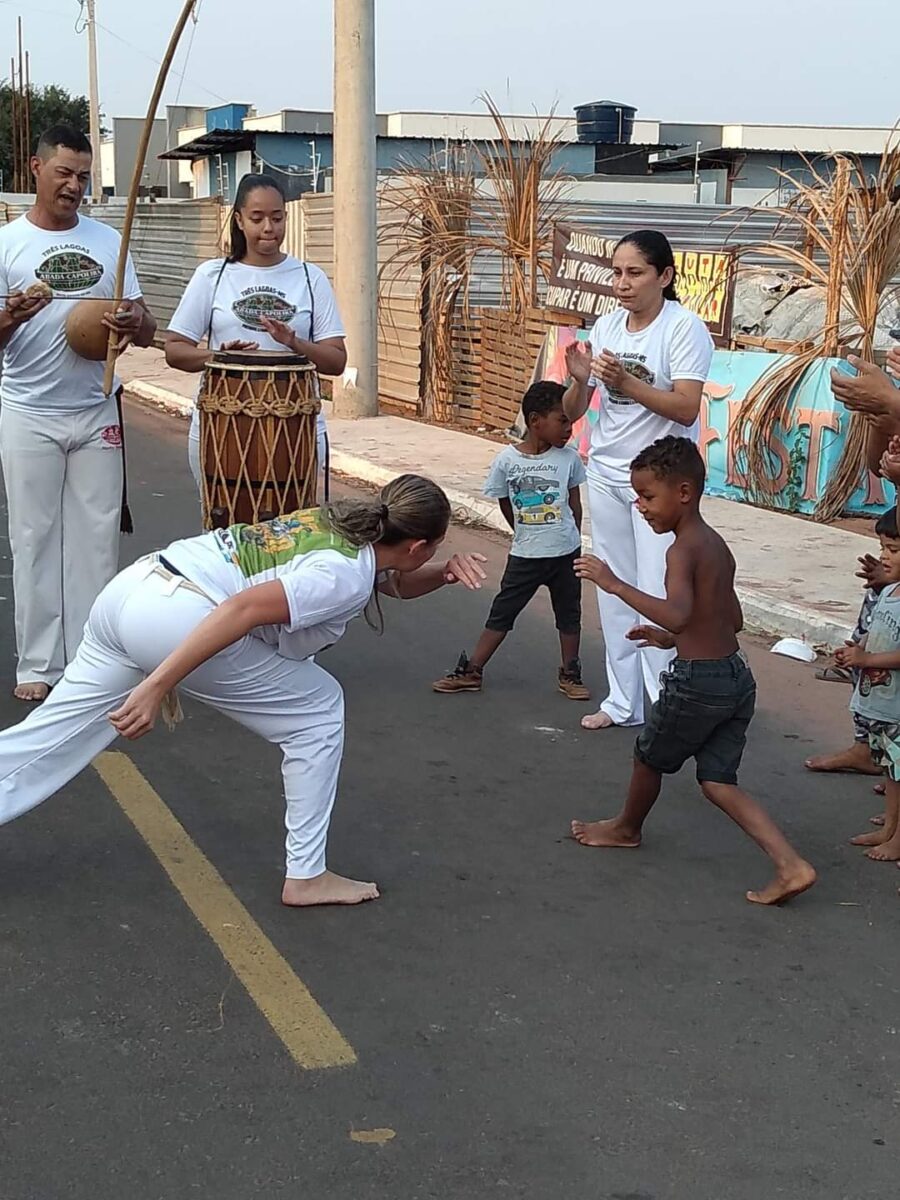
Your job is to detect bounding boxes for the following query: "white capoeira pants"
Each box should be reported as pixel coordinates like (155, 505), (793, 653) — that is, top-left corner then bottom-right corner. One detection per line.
(0, 398), (123, 687)
(188, 409), (329, 507)
(0, 558), (344, 878)
(587, 476), (676, 727)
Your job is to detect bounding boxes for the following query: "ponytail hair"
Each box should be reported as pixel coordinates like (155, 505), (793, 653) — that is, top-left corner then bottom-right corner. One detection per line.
(225, 172), (287, 263)
(322, 474), (452, 633)
(615, 229), (679, 302)
(323, 473), (451, 549)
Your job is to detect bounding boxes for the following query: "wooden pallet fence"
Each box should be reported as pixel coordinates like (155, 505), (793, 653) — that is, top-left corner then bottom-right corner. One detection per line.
(474, 307), (586, 431)
(450, 309), (482, 426)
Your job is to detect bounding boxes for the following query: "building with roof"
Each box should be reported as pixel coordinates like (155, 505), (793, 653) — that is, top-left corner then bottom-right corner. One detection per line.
(146, 101), (898, 207)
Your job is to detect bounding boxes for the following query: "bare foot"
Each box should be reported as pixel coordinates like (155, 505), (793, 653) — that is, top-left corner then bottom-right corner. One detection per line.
(865, 839), (900, 862)
(850, 830), (889, 846)
(281, 871), (380, 907)
(14, 682), (49, 703)
(746, 861), (817, 905)
(804, 743), (880, 775)
(581, 711), (615, 731)
(874, 782), (886, 796)
(570, 818), (641, 848)
(870, 813), (886, 826)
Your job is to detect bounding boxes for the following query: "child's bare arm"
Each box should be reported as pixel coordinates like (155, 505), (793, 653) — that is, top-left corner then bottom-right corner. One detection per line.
(835, 636), (900, 670)
(568, 486), (583, 533)
(727, 552), (743, 632)
(839, 647), (900, 669)
(498, 497), (515, 531)
(732, 592), (744, 633)
(576, 543), (695, 633)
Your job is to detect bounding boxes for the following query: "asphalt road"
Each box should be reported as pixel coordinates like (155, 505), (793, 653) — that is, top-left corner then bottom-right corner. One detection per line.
(0, 401), (897, 1200)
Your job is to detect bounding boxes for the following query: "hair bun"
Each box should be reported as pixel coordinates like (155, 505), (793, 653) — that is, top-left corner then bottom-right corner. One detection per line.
(380, 503), (389, 520)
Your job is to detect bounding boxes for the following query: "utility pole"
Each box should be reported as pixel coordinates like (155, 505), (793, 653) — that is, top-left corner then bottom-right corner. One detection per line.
(86, 0), (104, 199)
(332, 0), (378, 418)
(693, 140), (702, 204)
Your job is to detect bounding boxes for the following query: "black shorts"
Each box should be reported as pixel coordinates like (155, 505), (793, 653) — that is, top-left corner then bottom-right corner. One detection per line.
(634, 652), (756, 785)
(485, 550), (581, 635)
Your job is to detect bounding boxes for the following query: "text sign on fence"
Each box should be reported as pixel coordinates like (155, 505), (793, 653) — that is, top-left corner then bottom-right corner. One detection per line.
(546, 222), (735, 340)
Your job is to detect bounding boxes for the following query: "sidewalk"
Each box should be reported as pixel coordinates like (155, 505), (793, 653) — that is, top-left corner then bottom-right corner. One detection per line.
(119, 348), (873, 652)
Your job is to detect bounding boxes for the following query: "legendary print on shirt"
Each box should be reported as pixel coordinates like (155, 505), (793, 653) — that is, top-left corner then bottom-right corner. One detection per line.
(232, 286), (298, 331)
(509, 470), (562, 527)
(35, 245), (104, 293)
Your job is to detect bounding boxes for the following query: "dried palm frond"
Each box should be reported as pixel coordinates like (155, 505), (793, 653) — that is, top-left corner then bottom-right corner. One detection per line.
(472, 94), (572, 317)
(378, 95), (574, 421)
(378, 150), (477, 420)
(729, 137), (900, 520)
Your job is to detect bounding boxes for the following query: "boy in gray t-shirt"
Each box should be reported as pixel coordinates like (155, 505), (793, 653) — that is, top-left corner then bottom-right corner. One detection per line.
(837, 512), (900, 861)
(432, 382), (589, 700)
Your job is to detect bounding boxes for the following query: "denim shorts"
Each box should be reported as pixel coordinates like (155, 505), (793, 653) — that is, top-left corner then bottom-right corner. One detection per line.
(635, 651), (756, 785)
(485, 550), (581, 634)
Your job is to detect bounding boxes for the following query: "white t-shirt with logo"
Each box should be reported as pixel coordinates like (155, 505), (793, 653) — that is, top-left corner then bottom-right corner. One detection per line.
(0, 213), (142, 410)
(162, 506), (376, 661)
(586, 300), (713, 487)
(168, 256), (345, 438)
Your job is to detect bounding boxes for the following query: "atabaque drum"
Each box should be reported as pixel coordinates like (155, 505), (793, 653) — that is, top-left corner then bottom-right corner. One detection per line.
(198, 350), (320, 528)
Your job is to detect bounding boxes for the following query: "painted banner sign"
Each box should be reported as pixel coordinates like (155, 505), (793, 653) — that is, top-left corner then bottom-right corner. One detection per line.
(545, 222), (735, 341)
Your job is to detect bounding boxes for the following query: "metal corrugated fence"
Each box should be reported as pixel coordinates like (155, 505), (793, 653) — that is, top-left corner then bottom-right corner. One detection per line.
(285, 194), (423, 412)
(0, 196), (224, 328)
(92, 198), (224, 326)
(464, 199), (807, 308)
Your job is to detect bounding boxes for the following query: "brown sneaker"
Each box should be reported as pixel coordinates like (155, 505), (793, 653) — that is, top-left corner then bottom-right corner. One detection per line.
(558, 659), (590, 701)
(432, 652), (483, 693)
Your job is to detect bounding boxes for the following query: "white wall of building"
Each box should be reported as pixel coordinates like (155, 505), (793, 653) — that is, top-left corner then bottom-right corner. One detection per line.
(721, 123), (898, 155)
(100, 140), (115, 191)
(177, 124), (206, 190)
(235, 151), (253, 182)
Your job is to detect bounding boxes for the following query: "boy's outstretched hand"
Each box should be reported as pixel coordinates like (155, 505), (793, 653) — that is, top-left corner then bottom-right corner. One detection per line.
(627, 623), (676, 651)
(575, 554), (619, 592)
(857, 552), (890, 590)
(565, 340), (593, 384)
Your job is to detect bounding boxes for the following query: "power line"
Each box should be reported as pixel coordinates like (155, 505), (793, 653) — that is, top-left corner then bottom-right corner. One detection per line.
(94, 17), (227, 105)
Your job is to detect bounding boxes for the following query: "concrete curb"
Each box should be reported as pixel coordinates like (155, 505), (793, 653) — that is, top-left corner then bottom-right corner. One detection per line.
(735, 594), (846, 654)
(125, 380), (193, 418)
(124, 383), (846, 653)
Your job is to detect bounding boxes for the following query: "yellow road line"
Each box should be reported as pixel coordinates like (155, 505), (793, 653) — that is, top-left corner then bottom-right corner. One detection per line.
(94, 751), (357, 1070)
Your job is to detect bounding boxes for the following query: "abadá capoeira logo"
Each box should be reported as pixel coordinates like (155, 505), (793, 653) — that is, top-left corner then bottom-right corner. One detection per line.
(232, 288), (297, 331)
(35, 249), (104, 292)
(607, 355), (655, 404)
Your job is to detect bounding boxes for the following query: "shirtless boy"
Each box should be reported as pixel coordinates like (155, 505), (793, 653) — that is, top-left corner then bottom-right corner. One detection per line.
(570, 435), (816, 906)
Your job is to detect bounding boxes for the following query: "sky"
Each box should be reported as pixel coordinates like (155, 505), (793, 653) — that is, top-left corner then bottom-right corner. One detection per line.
(2, 0), (898, 133)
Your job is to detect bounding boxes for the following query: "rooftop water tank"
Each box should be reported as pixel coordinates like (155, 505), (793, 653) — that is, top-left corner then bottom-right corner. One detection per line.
(574, 101), (637, 144)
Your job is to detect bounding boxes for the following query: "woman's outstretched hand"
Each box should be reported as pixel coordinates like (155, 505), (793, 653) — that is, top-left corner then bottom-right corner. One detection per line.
(443, 552), (488, 589)
(565, 340), (593, 384)
(109, 680), (164, 741)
